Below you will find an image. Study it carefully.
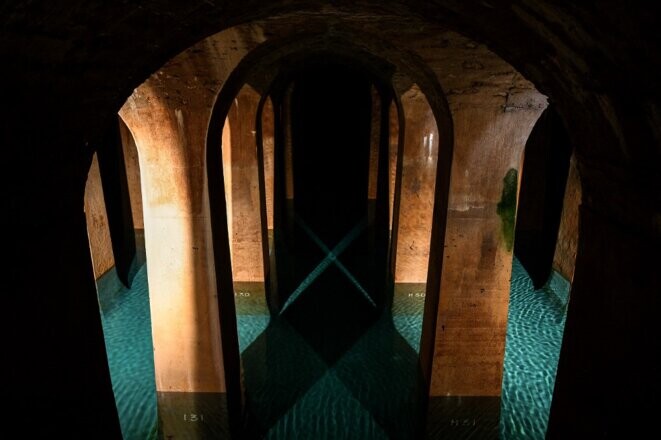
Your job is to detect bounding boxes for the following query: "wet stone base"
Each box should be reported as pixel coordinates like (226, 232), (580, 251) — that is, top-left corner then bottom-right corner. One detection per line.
(157, 392), (228, 439)
(426, 396), (500, 439)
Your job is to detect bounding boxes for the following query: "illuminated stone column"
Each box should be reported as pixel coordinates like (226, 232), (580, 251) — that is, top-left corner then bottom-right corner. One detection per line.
(259, 96), (276, 303)
(261, 97), (275, 232)
(121, 82), (229, 435)
(394, 85), (439, 285)
(426, 83), (547, 436)
(552, 154), (580, 282)
(85, 133), (143, 282)
(225, 85), (266, 283)
(383, 31), (553, 436)
(84, 153), (115, 280)
(119, 118), (144, 230)
(117, 27), (268, 437)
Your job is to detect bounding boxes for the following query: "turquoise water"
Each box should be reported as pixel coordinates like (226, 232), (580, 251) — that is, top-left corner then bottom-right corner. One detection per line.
(98, 266), (157, 439)
(500, 258), (569, 439)
(97, 257), (568, 439)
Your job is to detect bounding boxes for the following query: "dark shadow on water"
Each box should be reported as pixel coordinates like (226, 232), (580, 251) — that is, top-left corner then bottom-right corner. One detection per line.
(240, 62), (425, 439)
(241, 295), (426, 439)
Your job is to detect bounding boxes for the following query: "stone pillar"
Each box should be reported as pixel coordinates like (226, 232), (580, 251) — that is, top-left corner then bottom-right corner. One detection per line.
(261, 97), (275, 232)
(552, 153), (580, 282)
(514, 108), (572, 288)
(96, 121), (137, 287)
(225, 85), (266, 284)
(426, 87), (547, 437)
(546, 92), (661, 437)
(391, 84), (439, 319)
(368, 86), (381, 202)
(389, 101), (400, 234)
(258, 96), (276, 305)
(374, 88), (394, 306)
(119, 117), (144, 233)
(547, 192), (660, 438)
(121, 81), (229, 437)
(117, 41), (271, 432)
(394, 85), (439, 285)
(84, 152), (115, 280)
(222, 114), (233, 254)
(271, 86), (296, 310)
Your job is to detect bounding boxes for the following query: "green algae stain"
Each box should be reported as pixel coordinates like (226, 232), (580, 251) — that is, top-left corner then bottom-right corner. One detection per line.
(497, 168), (518, 252)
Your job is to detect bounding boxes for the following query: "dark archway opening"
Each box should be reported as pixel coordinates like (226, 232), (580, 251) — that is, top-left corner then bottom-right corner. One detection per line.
(237, 59), (426, 439)
(514, 108), (573, 288)
(278, 62), (380, 361)
(292, 63), (372, 250)
(205, 36), (452, 438)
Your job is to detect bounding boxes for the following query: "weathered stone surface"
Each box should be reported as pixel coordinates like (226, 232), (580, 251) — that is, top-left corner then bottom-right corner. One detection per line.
(225, 85), (267, 282)
(4, 2), (659, 438)
(120, 74), (230, 395)
(116, 16), (548, 408)
(553, 154), (581, 282)
(84, 153), (115, 279)
(395, 85), (439, 284)
(119, 118), (144, 230)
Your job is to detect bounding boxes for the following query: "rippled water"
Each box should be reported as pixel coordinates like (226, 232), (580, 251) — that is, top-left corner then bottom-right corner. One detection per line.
(500, 258), (569, 439)
(98, 266), (157, 440)
(98, 257), (568, 439)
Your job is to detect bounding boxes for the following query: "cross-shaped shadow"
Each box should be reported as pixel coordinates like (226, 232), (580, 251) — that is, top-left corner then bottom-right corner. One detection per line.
(240, 213), (426, 438)
(280, 217), (376, 314)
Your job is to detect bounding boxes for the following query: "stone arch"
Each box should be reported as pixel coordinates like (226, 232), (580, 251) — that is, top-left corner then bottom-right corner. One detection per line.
(6, 3), (658, 438)
(204, 28), (454, 393)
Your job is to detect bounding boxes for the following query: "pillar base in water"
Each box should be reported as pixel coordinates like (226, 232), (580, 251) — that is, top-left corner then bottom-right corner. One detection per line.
(157, 392), (229, 439)
(426, 396), (500, 439)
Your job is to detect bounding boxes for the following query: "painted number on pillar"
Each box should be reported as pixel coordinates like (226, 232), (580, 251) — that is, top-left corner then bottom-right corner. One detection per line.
(407, 292), (426, 298)
(183, 414), (204, 422)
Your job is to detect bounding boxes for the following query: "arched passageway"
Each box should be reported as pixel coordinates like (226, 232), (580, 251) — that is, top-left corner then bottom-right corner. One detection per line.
(201, 37), (452, 437)
(515, 107), (574, 288)
(231, 60), (428, 438)
(5, 3), (660, 439)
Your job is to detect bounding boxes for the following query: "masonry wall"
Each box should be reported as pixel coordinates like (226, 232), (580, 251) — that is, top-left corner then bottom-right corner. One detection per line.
(84, 153), (115, 279)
